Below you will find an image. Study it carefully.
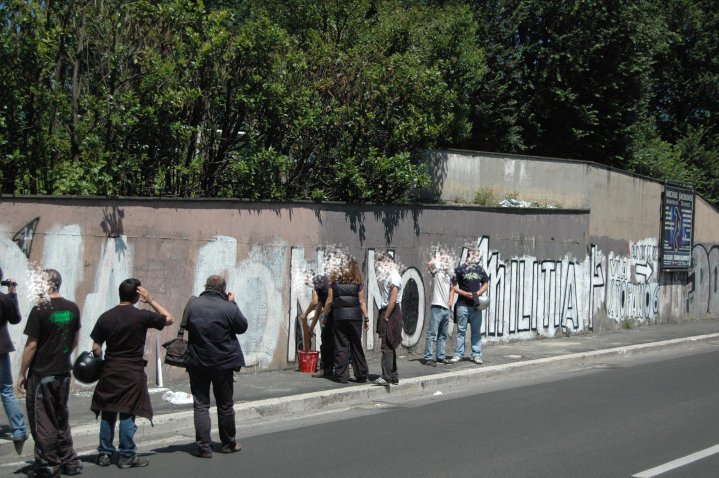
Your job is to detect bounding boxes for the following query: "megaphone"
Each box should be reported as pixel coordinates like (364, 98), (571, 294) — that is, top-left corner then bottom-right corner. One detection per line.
(473, 293), (490, 310)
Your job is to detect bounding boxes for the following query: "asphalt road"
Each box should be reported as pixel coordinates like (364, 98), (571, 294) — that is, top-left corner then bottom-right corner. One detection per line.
(6, 347), (719, 478)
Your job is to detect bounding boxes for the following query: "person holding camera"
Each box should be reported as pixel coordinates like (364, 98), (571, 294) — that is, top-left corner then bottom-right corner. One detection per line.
(90, 278), (173, 469)
(185, 275), (248, 458)
(0, 266), (28, 444)
(423, 255), (455, 366)
(16, 269), (82, 477)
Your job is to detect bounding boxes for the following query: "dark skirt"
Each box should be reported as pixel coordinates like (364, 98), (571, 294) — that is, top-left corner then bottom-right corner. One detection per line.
(91, 358), (153, 421)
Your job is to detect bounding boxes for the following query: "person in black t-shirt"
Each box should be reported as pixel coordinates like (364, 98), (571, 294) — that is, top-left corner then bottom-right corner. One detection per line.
(450, 247), (489, 365)
(16, 269), (82, 477)
(90, 278), (174, 469)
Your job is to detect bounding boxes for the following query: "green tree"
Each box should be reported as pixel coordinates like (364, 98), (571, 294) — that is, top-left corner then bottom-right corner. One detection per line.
(241, 0), (484, 201)
(9, 0), (714, 205)
(647, 0), (719, 202)
(468, 0), (666, 167)
(1, 0), (484, 202)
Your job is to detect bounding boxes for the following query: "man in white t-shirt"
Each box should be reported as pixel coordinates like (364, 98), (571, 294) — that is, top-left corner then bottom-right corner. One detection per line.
(373, 252), (403, 386)
(423, 255), (455, 366)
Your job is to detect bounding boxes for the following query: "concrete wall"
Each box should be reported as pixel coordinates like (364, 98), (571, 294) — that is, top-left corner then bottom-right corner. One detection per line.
(0, 197), (617, 386)
(422, 149), (592, 208)
(420, 149), (719, 330)
(422, 149), (666, 245)
(2, 149), (718, 385)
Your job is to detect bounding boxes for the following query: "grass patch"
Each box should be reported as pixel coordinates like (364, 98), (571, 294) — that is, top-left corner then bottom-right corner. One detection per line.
(473, 187), (497, 206)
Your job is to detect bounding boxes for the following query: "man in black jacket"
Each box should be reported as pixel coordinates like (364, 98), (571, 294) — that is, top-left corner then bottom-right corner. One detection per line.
(186, 275), (248, 458)
(0, 266), (27, 444)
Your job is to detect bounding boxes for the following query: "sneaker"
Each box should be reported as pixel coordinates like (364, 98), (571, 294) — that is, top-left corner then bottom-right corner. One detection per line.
(473, 356), (483, 364)
(11, 433), (27, 443)
(117, 455), (149, 469)
(449, 356), (462, 363)
(63, 464), (83, 475)
(372, 377), (388, 386)
(439, 358), (450, 364)
(351, 377), (368, 383)
(96, 454), (112, 467)
(422, 359), (437, 367)
(311, 369), (325, 378)
(390, 380), (399, 385)
(221, 443), (242, 454)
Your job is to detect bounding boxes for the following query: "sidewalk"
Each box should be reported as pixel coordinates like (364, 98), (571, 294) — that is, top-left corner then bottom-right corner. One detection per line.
(2, 319), (719, 461)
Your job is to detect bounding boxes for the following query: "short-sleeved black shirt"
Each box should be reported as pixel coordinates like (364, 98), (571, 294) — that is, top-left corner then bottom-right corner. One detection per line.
(313, 275), (330, 306)
(24, 297), (81, 376)
(90, 305), (166, 361)
(453, 263), (490, 306)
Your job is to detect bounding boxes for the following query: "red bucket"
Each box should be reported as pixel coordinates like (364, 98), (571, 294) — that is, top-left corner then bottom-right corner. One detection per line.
(298, 350), (319, 373)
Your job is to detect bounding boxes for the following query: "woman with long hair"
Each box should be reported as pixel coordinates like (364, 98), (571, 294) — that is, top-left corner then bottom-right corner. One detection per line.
(321, 258), (369, 383)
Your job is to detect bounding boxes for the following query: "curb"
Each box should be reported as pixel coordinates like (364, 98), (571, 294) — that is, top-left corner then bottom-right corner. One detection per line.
(4, 332), (719, 461)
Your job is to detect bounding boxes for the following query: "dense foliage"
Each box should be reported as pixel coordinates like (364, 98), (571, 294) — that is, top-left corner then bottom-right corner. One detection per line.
(1, 0), (717, 203)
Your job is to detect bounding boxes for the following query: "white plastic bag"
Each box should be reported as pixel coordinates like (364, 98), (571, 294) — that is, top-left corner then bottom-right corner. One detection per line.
(162, 391), (193, 405)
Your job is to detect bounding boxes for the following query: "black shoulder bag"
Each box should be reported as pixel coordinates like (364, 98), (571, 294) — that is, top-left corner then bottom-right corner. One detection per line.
(162, 296), (196, 367)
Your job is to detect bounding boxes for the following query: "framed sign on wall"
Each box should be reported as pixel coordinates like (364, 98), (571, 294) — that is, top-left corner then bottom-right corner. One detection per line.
(661, 181), (694, 271)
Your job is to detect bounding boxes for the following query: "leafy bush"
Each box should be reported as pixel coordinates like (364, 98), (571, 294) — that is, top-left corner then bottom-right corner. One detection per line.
(473, 187), (496, 206)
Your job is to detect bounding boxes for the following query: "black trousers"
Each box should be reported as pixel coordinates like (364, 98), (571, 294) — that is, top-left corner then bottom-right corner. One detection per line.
(379, 331), (399, 382)
(26, 374), (80, 476)
(333, 320), (368, 381)
(187, 367), (236, 453)
(319, 318), (335, 375)
(377, 306), (401, 383)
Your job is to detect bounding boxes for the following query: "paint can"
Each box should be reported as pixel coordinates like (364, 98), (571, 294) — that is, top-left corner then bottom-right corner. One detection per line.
(298, 350), (320, 373)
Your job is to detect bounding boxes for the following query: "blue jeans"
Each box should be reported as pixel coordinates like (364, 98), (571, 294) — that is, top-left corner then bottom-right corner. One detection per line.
(0, 352), (27, 439)
(424, 305), (449, 361)
(454, 304), (483, 358)
(98, 411), (137, 458)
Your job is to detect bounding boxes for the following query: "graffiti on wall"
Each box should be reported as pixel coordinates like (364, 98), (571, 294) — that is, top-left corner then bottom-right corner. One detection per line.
(1, 226), (127, 377)
(194, 236), (288, 368)
(288, 247), (325, 363)
(79, 236), (134, 355)
(606, 239), (659, 324)
(289, 248), (429, 353)
(362, 249), (427, 349)
(288, 238), (605, 353)
(688, 243), (719, 318)
(101, 207), (124, 238)
(12, 217), (39, 258)
(5, 213), (716, 376)
(476, 237), (606, 338)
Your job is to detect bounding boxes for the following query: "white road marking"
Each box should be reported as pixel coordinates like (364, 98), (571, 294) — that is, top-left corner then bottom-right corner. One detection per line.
(632, 444), (719, 477)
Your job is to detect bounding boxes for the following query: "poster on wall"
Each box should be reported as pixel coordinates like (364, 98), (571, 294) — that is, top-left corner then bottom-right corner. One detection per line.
(661, 182), (694, 270)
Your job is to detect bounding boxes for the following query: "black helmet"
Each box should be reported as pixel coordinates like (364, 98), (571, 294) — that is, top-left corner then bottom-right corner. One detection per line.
(73, 351), (104, 384)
